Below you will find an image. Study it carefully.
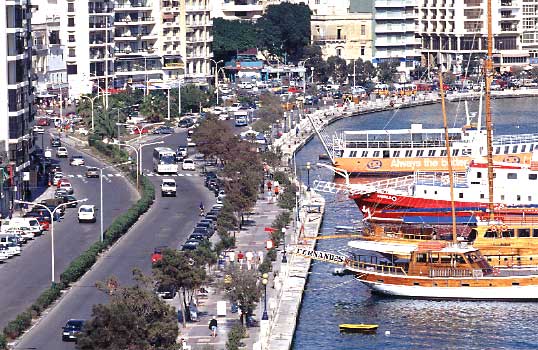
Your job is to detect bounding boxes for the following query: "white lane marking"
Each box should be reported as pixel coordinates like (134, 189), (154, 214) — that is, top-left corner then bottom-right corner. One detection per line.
(177, 174), (185, 177)
(171, 174), (177, 177)
(186, 173), (193, 177)
(68, 174), (75, 178)
(146, 173), (154, 177)
(102, 174), (112, 183)
(76, 174), (83, 178)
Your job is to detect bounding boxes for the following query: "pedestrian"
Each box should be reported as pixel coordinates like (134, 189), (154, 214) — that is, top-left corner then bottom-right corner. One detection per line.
(267, 180), (272, 193)
(245, 250), (254, 270)
(209, 317), (218, 337)
(257, 250), (264, 264)
(237, 251), (245, 269)
(295, 126), (299, 137)
(274, 185), (280, 199)
(228, 250), (235, 265)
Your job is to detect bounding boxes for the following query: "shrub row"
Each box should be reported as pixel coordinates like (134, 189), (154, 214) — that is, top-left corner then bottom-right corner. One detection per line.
(226, 324), (246, 350)
(1, 143), (155, 346)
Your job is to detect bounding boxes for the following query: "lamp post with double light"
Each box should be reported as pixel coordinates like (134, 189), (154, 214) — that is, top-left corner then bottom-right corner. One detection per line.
(281, 227), (287, 263)
(209, 59), (224, 105)
(79, 95), (100, 131)
(261, 273), (269, 320)
(15, 198), (88, 285)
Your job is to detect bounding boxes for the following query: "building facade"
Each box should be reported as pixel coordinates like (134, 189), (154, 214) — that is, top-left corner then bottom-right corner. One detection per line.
(211, 0), (280, 21)
(418, 0), (531, 74)
(310, 0), (373, 63)
(1, 1), (36, 216)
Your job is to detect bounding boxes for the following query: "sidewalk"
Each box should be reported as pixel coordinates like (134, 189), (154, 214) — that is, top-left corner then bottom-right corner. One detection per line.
(172, 190), (286, 350)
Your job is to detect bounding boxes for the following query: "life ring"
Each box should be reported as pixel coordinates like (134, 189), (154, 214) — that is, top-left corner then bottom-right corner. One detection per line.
(441, 175), (450, 185)
(492, 268), (500, 276)
(391, 196), (397, 202)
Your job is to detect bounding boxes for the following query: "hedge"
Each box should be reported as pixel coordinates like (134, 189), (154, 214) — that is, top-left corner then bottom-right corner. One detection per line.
(1, 142), (155, 346)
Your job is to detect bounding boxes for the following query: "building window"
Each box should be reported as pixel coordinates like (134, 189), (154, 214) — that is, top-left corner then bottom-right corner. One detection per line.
(68, 2), (74, 11)
(336, 48), (342, 57)
(67, 64), (77, 74)
(361, 25), (365, 36)
(337, 28), (342, 40)
(68, 17), (75, 27)
(361, 46), (365, 56)
(69, 48), (75, 57)
(69, 35), (75, 42)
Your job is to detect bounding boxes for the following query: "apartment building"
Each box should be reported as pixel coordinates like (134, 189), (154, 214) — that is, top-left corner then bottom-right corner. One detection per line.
(1, 2), (36, 216)
(418, 0), (530, 74)
(211, 0), (279, 21)
(46, 0), (212, 99)
(521, 0), (538, 64)
(310, 0), (373, 63)
(373, 0), (420, 81)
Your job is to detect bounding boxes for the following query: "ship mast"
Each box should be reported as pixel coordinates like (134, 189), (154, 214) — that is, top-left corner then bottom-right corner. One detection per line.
(485, 0), (495, 220)
(439, 71), (458, 243)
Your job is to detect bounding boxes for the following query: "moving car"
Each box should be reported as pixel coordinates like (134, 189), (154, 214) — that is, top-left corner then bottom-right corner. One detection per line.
(52, 173), (64, 186)
(62, 319), (85, 342)
(37, 118), (50, 126)
(182, 158), (195, 171)
(78, 205), (96, 223)
(50, 138), (61, 147)
(61, 194), (79, 208)
(85, 167), (99, 178)
(151, 246), (166, 264)
(70, 155), (85, 166)
(56, 147), (68, 158)
(161, 178), (177, 197)
(178, 118), (195, 128)
(153, 126), (174, 134)
(33, 125), (45, 134)
(58, 181), (74, 194)
(156, 284), (177, 299)
(175, 146), (187, 161)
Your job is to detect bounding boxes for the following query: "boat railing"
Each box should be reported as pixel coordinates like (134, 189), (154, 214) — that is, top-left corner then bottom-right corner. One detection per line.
(348, 175), (416, 196)
(428, 268), (475, 278)
(346, 260), (408, 276)
(415, 171), (468, 187)
(492, 133), (538, 145)
(311, 180), (351, 194)
(342, 139), (451, 149)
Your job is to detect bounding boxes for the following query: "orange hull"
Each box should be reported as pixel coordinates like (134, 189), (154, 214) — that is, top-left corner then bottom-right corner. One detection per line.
(334, 153), (533, 174)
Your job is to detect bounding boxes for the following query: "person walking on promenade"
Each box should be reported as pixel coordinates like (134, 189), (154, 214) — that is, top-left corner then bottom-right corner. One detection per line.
(228, 250), (235, 265)
(245, 250), (254, 270)
(209, 317), (218, 337)
(237, 251), (245, 269)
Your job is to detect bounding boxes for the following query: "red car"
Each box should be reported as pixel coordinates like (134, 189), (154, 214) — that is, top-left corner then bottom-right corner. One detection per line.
(133, 127), (150, 135)
(151, 246), (167, 264)
(37, 118), (50, 126)
(37, 218), (50, 231)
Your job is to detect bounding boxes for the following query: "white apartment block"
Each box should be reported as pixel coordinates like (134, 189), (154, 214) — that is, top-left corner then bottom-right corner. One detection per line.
(211, 0), (279, 21)
(521, 0), (538, 64)
(1, 1), (36, 216)
(418, 0), (531, 74)
(373, 0), (420, 81)
(43, 0), (213, 99)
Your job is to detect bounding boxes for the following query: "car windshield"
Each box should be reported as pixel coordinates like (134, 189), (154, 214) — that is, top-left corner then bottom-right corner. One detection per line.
(80, 207), (93, 212)
(160, 155), (176, 164)
(65, 320), (84, 329)
(184, 160), (193, 164)
(163, 181), (175, 186)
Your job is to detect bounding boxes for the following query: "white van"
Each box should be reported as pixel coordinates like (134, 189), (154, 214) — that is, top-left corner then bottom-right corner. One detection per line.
(0, 234), (21, 257)
(1, 218), (42, 237)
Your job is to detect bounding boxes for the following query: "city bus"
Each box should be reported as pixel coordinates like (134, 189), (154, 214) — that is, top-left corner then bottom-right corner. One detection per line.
(153, 147), (178, 174)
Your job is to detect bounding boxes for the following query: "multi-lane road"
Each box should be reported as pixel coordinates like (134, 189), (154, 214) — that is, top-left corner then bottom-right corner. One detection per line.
(0, 131), (138, 329)
(16, 128), (215, 349)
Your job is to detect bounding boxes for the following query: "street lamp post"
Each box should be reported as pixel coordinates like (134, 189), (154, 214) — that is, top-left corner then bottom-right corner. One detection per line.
(114, 142), (140, 189)
(15, 198), (88, 284)
(281, 227), (287, 263)
(261, 273), (269, 320)
(138, 140), (164, 175)
(98, 161), (131, 242)
(177, 75), (182, 118)
(209, 59), (223, 105)
(79, 95), (99, 130)
(311, 67), (315, 84)
(116, 122), (164, 142)
(306, 162), (311, 191)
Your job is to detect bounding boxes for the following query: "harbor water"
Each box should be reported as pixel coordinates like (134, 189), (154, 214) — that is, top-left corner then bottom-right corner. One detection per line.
(292, 98), (538, 350)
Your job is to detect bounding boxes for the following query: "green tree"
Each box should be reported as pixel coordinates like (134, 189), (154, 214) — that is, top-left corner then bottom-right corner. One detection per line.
(302, 45), (329, 83)
(180, 84), (212, 114)
(76, 277), (178, 350)
(152, 249), (207, 327)
(349, 58), (377, 86)
(140, 91), (168, 122)
(326, 56), (348, 85)
(263, 3), (311, 61)
(213, 18), (258, 62)
(223, 267), (262, 326)
(192, 115), (238, 163)
(377, 61), (400, 83)
(251, 92), (283, 132)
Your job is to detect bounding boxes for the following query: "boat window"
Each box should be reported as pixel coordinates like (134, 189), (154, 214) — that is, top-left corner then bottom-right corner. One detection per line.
(502, 229), (515, 238)
(440, 256), (452, 264)
(513, 145), (518, 153)
(416, 150), (424, 157)
(416, 253), (427, 263)
(529, 196), (532, 201)
(462, 149), (472, 155)
(480, 193), (485, 199)
(349, 151), (357, 157)
(456, 255), (466, 264)
(428, 150), (436, 156)
(383, 150), (390, 158)
(517, 195), (521, 201)
(518, 228), (531, 238)
(501, 194), (505, 200)
(459, 193), (463, 198)
(361, 151), (368, 157)
(452, 149), (459, 156)
(531, 144), (535, 152)
(484, 230), (497, 238)
(405, 150), (412, 157)
(373, 151), (380, 157)
(504, 146), (509, 154)
(507, 173), (517, 179)
(521, 145), (526, 152)
(529, 174), (537, 180)
(393, 150), (400, 157)
(440, 150), (447, 156)
(495, 147), (501, 154)
(477, 171), (482, 178)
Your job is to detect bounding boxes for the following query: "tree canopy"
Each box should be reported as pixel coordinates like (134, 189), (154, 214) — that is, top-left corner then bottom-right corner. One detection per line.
(223, 266), (262, 323)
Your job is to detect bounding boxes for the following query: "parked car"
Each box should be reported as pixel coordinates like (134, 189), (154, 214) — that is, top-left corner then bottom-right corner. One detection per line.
(188, 233), (208, 242)
(78, 205), (96, 223)
(62, 319), (85, 342)
(70, 155), (85, 166)
(181, 239), (200, 251)
(182, 159), (195, 171)
(195, 222), (214, 236)
(153, 126), (174, 134)
(178, 118), (195, 128)
(156, 284), (177, 299)
(151, 246), (166, 264)
(77, 127), (89, 135)
(56, 147), (68, 158)
(85, 167), (99, 178)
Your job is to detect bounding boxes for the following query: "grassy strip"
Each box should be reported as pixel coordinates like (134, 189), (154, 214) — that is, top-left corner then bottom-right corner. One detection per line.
(1, 140), (155, 345)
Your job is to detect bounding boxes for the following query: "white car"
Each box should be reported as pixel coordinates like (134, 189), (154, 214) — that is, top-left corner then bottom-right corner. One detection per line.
(0, 246), (9, 261)
(238, 82), (253, 89)
(52, 173), (64, 186)
(70, 155), (85, 166)
(33, 125), (45, 134)
(59, 181), (74, 194)
(182, 159), (195, 171)
(56, 147), (68, 158)
(78, 205), (96, 223)
(77, 127), (89, 135)
(161, 179), (177, 197)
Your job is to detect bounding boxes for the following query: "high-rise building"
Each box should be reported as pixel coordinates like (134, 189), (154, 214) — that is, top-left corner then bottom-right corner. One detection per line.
(0, 1), (36, 216)
(521, 0), (538, 65)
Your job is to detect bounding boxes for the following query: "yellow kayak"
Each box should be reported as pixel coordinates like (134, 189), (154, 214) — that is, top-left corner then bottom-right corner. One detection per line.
(339, 324), (378, 332)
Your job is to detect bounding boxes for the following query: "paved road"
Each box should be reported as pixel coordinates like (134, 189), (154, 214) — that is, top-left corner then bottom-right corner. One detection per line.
(0, 130), (138, 329)
(16, 128), (216, 349)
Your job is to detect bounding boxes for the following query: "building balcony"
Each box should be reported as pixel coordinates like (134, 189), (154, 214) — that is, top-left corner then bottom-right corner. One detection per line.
(221, 3), (263, 13)
(115, 32), (159, 40)
(114, 67), (163, 76)
(163, 21), (181, 27)
(312, 35), (346, 44)
(115, 47), (157, 55)
(186, 20), (213, 27)
(375, 0), (415, 8)
(114, 17), (155, 25)
(115, 1), (152, 11)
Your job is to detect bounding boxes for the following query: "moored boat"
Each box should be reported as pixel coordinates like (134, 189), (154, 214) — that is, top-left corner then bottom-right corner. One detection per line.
(345, 244), (538, 300)
(339, 324), (378, 333)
